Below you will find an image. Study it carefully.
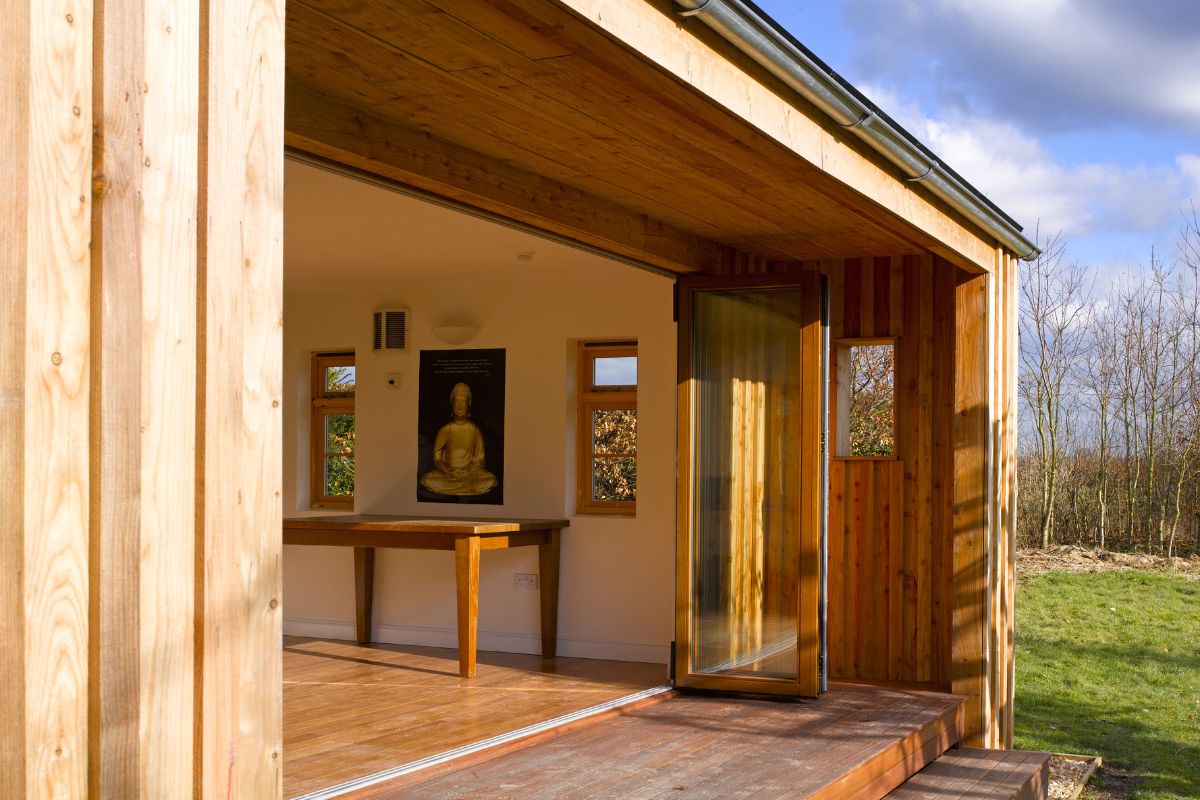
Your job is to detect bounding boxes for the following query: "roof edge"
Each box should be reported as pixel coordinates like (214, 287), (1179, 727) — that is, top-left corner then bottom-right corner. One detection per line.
(676, 0), (1040, 261)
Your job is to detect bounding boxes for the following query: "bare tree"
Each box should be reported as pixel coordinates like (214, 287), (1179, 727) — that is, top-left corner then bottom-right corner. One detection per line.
(1019, 232), (1094, 548)
(1081, 307), (1119, 550)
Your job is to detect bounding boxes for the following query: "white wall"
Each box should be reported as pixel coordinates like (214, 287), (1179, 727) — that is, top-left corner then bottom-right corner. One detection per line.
(282, 265), (676, 663)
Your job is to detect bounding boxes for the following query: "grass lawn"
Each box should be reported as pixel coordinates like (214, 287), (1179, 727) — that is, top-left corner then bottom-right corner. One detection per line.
(1014, 570), (1200, 799)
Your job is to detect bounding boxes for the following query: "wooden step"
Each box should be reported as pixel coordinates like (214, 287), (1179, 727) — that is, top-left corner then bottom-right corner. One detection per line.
(885, 747), (1051, 800)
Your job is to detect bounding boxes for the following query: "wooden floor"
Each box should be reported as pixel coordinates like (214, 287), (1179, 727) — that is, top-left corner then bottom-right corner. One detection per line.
(343, 683), (965, 800)
(283, 636), (667, 798)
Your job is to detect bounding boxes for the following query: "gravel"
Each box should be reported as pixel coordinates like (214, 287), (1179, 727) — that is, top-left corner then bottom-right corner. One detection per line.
(1047, 755), (1097, 800)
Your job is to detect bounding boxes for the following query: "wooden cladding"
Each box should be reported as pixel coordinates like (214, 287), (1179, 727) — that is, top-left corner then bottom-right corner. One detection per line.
(753, 253), (1015, 745)
(2, 1), (94, 795)
(823, 256), (957, 688)
(2, 1), (285, 797)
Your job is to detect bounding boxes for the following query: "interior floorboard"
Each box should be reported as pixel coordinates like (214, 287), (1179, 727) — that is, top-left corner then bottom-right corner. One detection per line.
(283, 636), (666, 798)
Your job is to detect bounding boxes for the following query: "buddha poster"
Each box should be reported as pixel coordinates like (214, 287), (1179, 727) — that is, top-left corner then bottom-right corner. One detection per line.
(417, 348), (505, 505)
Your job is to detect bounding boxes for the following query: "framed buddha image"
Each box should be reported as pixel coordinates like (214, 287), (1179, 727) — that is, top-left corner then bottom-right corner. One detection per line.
(417, 348), (505, 505)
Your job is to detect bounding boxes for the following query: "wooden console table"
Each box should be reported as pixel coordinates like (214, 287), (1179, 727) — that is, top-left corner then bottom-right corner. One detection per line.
(282, 515), (569, 678)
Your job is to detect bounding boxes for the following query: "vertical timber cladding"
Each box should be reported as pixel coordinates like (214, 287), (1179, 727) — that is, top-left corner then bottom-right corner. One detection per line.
(2, 0), (285, 797)
(952, 264), (991, 748)
(0, 0), (32, 793)
(991, 249), (1019, 748)
(823, 256), (957, 689)
(821, 253), (1013, 747)
(1, 0), (93, 797)
(199, 0), (286, 797)
(92, 0), (200, 796)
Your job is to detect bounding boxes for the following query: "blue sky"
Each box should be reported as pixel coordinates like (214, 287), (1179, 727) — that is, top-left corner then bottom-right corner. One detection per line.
(752, 0), (1200, 273)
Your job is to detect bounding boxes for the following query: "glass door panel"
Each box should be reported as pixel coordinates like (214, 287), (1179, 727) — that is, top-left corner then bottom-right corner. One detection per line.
(676, 274), (825, 696)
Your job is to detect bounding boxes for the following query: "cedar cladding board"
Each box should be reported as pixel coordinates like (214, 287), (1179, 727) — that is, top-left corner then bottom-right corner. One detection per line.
(830, 256), (958, 688)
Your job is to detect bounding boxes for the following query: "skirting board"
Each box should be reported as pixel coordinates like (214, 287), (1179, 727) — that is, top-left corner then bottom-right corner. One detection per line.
(283, 616), (670, 664)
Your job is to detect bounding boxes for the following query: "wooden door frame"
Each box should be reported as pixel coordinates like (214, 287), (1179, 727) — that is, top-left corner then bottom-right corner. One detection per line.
(674, 271), (827, 697)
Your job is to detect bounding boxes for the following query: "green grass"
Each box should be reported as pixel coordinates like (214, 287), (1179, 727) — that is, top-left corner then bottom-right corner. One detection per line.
(1014, 570), (1200, 799)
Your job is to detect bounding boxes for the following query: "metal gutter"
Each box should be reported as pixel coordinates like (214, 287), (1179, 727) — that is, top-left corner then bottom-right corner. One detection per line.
(675, 0), (1040, 260)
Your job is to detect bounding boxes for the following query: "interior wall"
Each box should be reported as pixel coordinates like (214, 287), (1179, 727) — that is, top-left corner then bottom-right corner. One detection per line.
(281, 260), (676, 664)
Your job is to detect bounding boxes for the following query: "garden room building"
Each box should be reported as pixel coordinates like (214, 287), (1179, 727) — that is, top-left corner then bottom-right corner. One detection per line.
(2, 0), (1038, 798)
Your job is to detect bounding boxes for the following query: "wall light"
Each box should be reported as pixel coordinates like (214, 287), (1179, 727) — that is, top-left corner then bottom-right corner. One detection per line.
(432, 323), (481, 345)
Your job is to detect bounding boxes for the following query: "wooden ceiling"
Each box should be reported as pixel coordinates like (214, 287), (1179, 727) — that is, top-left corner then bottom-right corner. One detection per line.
(284, 0), (969, 273)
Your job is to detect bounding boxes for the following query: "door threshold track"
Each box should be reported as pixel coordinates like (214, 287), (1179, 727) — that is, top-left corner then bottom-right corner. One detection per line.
(290, 683), (673, 800)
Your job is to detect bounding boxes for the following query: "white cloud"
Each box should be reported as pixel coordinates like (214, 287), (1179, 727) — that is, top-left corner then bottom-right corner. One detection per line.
(861, 84), (1200, 238)
(845, 0), (1200, 132)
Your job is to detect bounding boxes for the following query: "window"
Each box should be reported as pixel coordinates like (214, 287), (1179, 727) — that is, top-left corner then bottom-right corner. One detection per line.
(834, 338), (896, 458)
(577, 341), (637, 514)
(311, 351), (356, 507)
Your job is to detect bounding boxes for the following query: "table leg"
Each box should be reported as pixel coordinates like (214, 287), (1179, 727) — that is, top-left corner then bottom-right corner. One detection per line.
(353, 547), (375, 645)
(538, 528), (561, 660)
(454, 535), (480, 678)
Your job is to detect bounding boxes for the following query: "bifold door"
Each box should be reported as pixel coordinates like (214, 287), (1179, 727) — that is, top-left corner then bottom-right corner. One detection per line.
(675, 272), (827, 696)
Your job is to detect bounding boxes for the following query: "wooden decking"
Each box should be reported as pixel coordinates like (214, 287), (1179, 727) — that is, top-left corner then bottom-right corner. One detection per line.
(886, 748), (1051, 800)
(283, 637), (666, 798)
(341, 683), (965, 800)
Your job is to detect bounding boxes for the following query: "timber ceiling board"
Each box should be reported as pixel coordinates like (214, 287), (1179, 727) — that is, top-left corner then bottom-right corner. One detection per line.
(285, 0), (928, 263)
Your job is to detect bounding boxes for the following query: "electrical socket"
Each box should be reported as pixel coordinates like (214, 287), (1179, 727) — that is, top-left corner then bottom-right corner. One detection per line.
(514, 573), (538, 590)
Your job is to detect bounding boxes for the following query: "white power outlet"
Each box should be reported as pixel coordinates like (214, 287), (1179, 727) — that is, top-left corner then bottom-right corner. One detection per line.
(514, 573), (538, 590)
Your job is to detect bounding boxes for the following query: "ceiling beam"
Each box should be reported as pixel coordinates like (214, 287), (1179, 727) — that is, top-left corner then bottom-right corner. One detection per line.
(285, 81), (727, 274)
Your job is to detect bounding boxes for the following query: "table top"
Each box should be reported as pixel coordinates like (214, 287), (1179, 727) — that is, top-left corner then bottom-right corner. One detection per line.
(282, 514), (570, 535)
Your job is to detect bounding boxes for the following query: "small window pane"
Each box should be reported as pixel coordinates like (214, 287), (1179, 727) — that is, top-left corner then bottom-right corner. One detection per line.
(324, 413), (355, 454)
(324, 456), (355, 496)
(593, 457), (636, 501)
(325, 365), (356, 394)
(593, 356), (636, 387)
(848, 344), (895, 457)
(592, 408), (636, 455)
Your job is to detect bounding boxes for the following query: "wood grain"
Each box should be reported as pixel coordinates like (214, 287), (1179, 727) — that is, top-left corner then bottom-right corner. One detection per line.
(285, 82), (724, 274)
(90, 0), (202, 796)
(886, 747), (1051, 800)
(372, 685), (963, 800)
(528, 0), (998, 271)
(282, 0), (1000, 270)
(9, 1), (95, 797)
(818, 255), (955, 690)
(282, 639), (665, 798)
(454, 536), (481, 678)
(0, 0), (30, 792)
(952, 271), (989, 747)
(197, 0), (286, 796)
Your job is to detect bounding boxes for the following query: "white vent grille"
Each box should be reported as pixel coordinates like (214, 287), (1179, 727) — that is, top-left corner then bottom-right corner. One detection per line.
(373, 309), (408, 352)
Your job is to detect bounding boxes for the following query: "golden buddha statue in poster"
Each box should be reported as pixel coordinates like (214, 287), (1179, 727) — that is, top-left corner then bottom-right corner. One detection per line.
(419, 382), (498, 496)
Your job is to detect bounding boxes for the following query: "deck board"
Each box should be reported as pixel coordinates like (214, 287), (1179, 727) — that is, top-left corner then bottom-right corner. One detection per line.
(349, 684), (964, 799)
(885, 747), (1050, 800)
(283, 637), (665, 798)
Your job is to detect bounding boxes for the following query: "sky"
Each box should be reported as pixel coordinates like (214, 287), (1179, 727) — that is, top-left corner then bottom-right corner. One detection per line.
(752, 0), (1200, 275)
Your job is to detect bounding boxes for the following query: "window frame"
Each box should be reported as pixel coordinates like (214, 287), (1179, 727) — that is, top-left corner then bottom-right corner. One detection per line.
(833, 336), (898, 460)
(576, 341), (638, 515)
(310, 351), (356, 509)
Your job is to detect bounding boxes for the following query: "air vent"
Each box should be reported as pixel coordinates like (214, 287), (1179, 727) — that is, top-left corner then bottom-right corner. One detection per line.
(373, 309), (409, 352)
